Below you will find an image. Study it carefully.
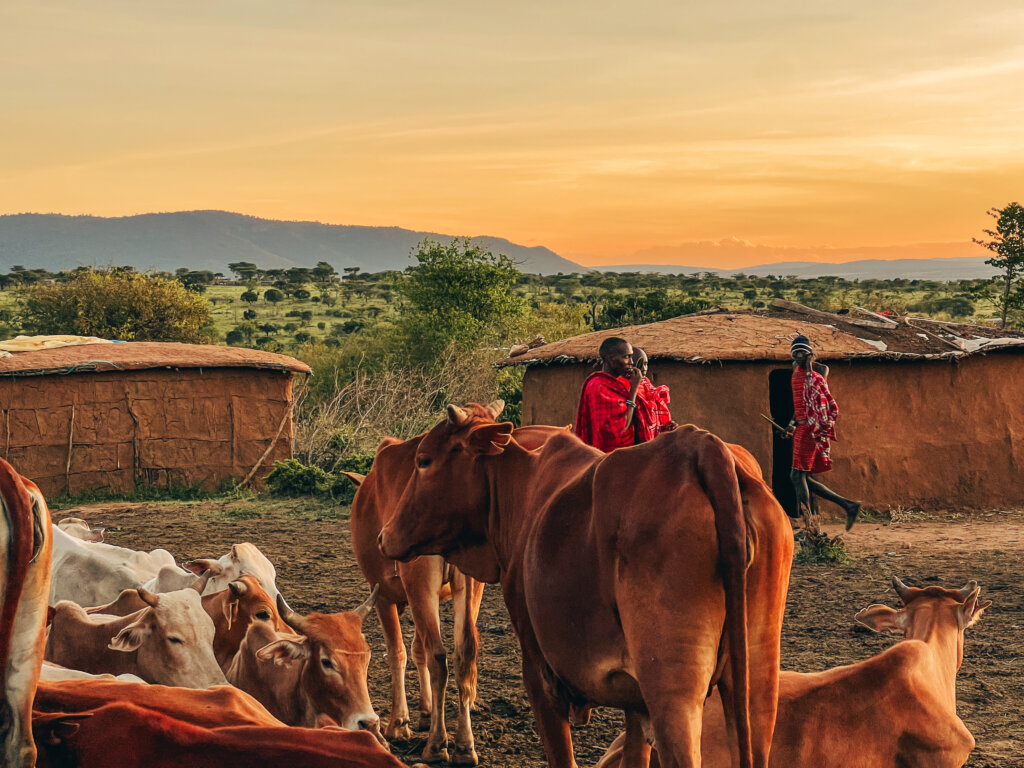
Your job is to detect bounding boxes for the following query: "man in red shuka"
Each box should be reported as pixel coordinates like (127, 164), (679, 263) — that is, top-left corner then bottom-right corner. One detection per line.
(786, 334), (861, 530)
(574, 337), (656, 452)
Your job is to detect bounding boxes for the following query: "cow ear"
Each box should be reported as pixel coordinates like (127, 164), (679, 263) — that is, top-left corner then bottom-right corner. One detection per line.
(854, 604), (907, 633)
(340, 471), (365, 487)
(256, 636), (310, 665)
(185, 559), (224, 576)
(959, 587), (992, 629)
(466, 422), (514, 456)
(109, 618), (152, 652)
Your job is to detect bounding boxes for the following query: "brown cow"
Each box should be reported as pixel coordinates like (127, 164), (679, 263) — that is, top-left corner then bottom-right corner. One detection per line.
(87, 575), (288, 670)
(32, 701), (404, 768)
(226, 588), (387, 745)
(596, 576), (990, 768)
(1, 460), (53, 768)
(379, 402), (792, 768)
(346, 424), (566, 764)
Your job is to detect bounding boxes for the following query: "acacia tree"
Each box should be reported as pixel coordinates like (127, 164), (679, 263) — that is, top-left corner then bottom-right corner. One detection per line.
(974, 202), (1024, 327)
(397, 238), (527, 363)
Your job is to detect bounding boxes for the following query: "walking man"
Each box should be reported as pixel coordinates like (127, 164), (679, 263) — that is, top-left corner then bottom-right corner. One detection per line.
(787, 335), (861, 530)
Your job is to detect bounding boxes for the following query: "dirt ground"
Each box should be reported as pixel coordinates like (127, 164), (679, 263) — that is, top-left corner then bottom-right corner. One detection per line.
(61, 500), (1023, 768)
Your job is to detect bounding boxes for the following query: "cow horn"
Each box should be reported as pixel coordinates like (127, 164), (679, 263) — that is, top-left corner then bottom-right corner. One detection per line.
(277, 594), (308, 634)
(447, 404), (471, 426)
(191, 570), (214, 594)
(484, 400), (505, 419)
(353, 584), (381, 621)
(137, 588), (160, 608)
(957, 580), (979, 601)
(228, 579), (249, 597)
(892, 576), (912, 602)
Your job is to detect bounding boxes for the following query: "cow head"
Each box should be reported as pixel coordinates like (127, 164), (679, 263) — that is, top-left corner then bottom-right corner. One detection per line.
(855, 576), (992, 670)
(108, 587), (229, 688)
(57, 516), (104, 542)
(185, 542), (280, 601)
(255, 587), (384, 744)
(378, 401), (511, 564)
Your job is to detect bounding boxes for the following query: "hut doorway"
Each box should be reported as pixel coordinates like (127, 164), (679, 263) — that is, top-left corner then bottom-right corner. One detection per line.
(768, 368), (798, 517)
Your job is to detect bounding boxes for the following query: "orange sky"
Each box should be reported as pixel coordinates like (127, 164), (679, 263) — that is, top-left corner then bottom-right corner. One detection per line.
(2, 1), (1023, 268)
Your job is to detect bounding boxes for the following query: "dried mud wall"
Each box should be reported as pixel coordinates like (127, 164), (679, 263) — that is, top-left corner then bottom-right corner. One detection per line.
(0, 368), (296, 497)
(521, 353), (1024, 510)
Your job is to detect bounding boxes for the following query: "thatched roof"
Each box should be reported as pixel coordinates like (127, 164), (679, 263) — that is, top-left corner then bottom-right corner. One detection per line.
(0, 342), (311, 377)
(498, 305), (1024, 367)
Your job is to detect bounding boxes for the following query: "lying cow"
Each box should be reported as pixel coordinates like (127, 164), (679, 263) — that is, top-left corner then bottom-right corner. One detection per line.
(379, 403), (794, 768)
(39, 662), (144, 684)
(46, 584), (228, 688)
(87, 574), (288, 670)
(49, 523), (180, 606)
(1, 459), (53, 768)
(595, 576), (991, 768)
(226, 588), (386, 744)
(33, 701), (403, 768)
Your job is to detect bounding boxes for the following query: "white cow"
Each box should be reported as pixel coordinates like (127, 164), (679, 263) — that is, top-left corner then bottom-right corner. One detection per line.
(49, 524), (181, 606)
(184, 542), (281, 602)
(55, 517), (104, 542)
(39, 661), (145, 684)
(46, 586), (228, 689)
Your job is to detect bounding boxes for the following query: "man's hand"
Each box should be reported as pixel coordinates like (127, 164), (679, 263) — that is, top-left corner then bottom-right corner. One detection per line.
(625, 365), (642, 389)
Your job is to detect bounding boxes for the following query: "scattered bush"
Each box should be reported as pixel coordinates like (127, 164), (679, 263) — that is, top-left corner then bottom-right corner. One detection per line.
(794, 529), (850, 565)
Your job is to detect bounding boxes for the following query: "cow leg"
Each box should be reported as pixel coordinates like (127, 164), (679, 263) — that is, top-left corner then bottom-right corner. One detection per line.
(621, 711), (652, 768)
(378, 601), (413, 741)
(411, 626), (433, 731)
(408, 577), (450, 763)
(450, 573), (484, 765)
(518, 630), (578, 768)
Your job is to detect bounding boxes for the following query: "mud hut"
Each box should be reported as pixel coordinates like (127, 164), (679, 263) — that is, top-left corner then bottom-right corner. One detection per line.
(499, 303), (1024, 513)
(0, 342), (310, 497)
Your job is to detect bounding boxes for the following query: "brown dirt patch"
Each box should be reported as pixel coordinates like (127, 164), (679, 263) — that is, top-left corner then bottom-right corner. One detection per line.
(61, 501), (1023, 768)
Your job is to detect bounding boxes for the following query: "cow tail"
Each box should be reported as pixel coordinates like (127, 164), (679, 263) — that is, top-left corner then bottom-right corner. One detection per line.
(698, 434), (753, 768)
(0, 460), (35, 688)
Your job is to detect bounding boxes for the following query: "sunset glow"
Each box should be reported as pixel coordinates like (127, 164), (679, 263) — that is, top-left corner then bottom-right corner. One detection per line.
(3, 1), (1023, 267)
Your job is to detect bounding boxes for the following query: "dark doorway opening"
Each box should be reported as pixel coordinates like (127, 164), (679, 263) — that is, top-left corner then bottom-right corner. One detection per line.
(768, 368), (798, 517)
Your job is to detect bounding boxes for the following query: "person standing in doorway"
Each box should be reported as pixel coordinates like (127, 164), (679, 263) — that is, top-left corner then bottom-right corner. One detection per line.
(786, 335), (861, 530)
(574, 337), (656, 451)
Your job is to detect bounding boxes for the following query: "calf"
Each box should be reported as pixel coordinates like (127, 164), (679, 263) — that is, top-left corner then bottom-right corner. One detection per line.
(596, 576), (991, 768)
(46, 585), (228, 688)
(226, 587), (385, 744)
(87, 575), (289, 670)
(1, 460), (53, 768)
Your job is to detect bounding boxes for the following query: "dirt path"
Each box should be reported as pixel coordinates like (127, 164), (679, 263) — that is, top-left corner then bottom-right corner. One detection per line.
(57, 501), (1023, 768)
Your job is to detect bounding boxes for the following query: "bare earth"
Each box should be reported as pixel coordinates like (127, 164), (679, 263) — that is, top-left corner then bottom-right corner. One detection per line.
(59, 501), (1023, 768)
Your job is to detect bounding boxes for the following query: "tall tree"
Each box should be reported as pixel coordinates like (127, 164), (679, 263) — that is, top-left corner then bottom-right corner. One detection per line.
(974, 202), (1024, 327)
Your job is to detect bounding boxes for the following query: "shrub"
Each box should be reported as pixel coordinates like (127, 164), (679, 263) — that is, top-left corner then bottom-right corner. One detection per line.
(794, 529), (849, 565)
(20, 268), (212, 342)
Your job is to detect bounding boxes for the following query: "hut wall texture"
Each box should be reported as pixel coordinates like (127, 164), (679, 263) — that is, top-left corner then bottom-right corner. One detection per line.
(0, 368), (295, 497)
(521, 353), (1024, 510)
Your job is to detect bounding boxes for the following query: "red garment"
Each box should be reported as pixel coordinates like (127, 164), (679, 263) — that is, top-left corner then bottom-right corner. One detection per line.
(575, 372), (656, 452)
(639, 378), (673, 434)
(791, 367), (834, 473)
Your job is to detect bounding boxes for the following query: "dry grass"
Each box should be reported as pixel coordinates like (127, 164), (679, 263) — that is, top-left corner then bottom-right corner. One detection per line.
(293, 345), (500, 469)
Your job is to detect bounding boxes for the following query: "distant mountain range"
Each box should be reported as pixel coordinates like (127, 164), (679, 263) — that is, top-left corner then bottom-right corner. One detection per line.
(0, 211), (587, 276)
(595, 257), (998, 281)
(0, 211), (999, 281)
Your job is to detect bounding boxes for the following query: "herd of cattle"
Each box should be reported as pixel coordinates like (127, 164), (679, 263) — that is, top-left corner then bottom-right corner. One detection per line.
(0, 400), (993, 768)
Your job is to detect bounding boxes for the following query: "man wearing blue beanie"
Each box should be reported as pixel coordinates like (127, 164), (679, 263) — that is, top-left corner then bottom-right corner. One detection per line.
(786, 335), (860, 530)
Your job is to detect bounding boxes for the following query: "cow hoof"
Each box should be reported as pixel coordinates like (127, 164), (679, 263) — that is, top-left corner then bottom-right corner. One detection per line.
(420, 745), (450, 764)
(417, 713), (432, 731)
(451, 745), (479, 766)
(386, 718), (413, 741)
